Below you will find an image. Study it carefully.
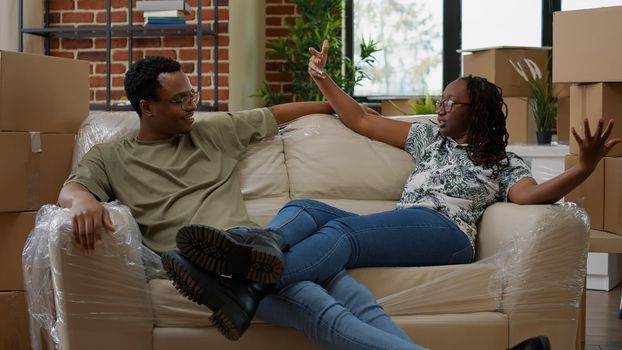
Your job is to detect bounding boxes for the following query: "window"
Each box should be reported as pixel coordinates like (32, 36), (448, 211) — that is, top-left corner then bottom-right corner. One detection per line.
(350, 0), (444, 97)
(462, 0), (542, 50)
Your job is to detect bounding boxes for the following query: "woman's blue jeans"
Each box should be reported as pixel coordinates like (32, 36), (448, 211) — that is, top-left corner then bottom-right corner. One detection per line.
(256, 270), (427, 350)
(266, 199), (473, 288)
(255, 199), (472, 350)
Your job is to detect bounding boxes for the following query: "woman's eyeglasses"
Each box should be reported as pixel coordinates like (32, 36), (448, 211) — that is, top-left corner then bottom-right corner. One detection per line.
(435, 98), (470, 113)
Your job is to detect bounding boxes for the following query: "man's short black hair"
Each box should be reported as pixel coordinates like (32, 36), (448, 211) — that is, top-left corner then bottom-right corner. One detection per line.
(124, 56), (181, 117)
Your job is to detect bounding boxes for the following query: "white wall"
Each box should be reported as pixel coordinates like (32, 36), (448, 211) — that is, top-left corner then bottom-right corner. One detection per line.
(228, 0), (265, 111)
(0, 0), (44, 53)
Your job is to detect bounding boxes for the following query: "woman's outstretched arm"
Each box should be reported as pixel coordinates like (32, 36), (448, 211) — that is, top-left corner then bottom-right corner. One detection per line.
(308, 40), (412, 149)
(508, 118), (622, 204)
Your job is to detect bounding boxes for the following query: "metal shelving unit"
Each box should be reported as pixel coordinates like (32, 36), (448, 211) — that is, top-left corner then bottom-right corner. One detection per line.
(18, 0), (219, 111)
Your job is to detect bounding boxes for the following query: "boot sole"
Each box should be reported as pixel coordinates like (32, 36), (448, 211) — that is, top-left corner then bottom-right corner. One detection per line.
(177, 225), (284, 284)
(161, 252), (248, 340)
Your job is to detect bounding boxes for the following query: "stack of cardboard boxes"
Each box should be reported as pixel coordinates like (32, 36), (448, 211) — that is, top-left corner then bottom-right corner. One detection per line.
(0, 50), (89, 348)
(463, 46), (553, 144)
(553, 6), (622, 240)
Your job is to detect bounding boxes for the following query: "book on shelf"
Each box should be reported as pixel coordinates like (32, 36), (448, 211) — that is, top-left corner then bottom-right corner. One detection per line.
(143, 10), (186, 18)
(145, 17), (186, 26)
(136, 1), (191, 14)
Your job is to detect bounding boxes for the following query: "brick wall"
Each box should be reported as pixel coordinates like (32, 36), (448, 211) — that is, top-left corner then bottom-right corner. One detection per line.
(265, 0), (298, 103)
(47, 0), (229, 111)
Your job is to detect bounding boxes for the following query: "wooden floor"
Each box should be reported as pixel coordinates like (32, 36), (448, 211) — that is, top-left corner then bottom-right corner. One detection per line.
(584, 283), (622, 350)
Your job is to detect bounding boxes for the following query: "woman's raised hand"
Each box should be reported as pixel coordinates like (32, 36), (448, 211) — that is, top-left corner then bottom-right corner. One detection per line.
(572, 118), (622, 172)
(308, 39), (329, 79)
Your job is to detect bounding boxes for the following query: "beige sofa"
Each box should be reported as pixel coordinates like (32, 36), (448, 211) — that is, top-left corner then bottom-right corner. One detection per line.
(25, 112), (589, 350)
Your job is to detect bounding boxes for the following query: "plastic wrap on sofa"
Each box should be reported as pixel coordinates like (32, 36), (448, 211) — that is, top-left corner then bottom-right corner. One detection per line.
(22, 202), (161, 350)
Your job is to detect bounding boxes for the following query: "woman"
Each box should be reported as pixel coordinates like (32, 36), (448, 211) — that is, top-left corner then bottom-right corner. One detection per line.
(202, 39), (620, 288)
(165, 40), (620, 349)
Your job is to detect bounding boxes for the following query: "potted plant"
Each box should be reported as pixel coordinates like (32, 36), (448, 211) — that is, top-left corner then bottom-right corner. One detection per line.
(510, 57), (557, 144)
(528, 75), (557, 144)
(252, 0), (380, 105)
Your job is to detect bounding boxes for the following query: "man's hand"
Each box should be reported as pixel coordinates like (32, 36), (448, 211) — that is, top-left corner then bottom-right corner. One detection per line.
(70, 192), (115, 256)
(572, 118), (622, 174)
(308, 39), (329, 79)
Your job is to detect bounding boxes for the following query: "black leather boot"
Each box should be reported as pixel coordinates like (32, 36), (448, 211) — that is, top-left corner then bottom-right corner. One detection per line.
(176, 224), (289, 284)
(161, 250), (274, 340)
(509, 336), (551, 350)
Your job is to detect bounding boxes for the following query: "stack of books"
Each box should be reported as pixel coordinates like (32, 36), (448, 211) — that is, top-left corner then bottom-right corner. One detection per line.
(136, 0), (191, 26)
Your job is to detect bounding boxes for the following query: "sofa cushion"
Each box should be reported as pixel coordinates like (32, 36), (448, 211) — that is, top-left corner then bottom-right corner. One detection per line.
(150, 263), (499, 327)
(282, 114), (416, 201)
(237, 135), (288, 200)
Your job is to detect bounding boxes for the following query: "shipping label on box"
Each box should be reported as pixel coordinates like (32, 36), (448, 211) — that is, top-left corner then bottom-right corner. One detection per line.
(0, 50), (89, 133)
(553, 6), (622, 83)
(564, 155), (604, 230)
(505, 97), (536, 144)
(0, 212), (37, 291)
(0, 292), (32, 349)
(462, 47), (550, 97)
(569, 83), (622, 156)
(604, 157), (622, 235)
(0, 132), (75, 212)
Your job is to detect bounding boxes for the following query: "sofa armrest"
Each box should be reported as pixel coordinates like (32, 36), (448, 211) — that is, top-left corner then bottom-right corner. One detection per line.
(26, 203), (154, 350)
(477, 202), (589, 349)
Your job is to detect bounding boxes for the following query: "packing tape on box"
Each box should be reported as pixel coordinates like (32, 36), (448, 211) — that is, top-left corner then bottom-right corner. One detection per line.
(29, 132), (42, 210)
(29, 132), (42, 153)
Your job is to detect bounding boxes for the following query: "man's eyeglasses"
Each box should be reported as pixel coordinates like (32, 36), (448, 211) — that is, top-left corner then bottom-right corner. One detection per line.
(164, 89), (199, 109)
(435, 98), (470, 113)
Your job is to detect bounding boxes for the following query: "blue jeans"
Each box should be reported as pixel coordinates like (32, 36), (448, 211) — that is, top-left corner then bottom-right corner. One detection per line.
(256, 269), (427, 350)
(266, 199), (473, 288)
(255, 199), (471, 350)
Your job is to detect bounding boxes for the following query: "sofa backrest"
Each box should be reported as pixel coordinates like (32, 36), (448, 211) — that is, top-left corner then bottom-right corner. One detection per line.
(236, 114), (419, 222)
(73, 112), (421, 222)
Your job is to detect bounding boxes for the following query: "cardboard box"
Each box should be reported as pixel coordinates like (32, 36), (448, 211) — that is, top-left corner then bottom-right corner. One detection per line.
(0, 212), (37, 291)
(604, 157), (622, 235)
(0, 50), (89, 133)
(0, 292), (32, 349)
(505, 97), (536, 144)
(569, 83), (622, 156)
(553, 6), (622, 83)
(0, 132), (75, 212)
(381, 99), (415, 116)
(565, 155), (604, 230)
(556, 96), (570, 145)
(553, 83), (570, 97)
(462, 46), (550, 97)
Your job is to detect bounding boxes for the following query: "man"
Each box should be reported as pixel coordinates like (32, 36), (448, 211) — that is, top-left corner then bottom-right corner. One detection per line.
(59, 56), (422, 349)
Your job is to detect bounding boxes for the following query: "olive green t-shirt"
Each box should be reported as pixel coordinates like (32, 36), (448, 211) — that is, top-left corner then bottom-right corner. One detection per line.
(67, 108), (278, 253)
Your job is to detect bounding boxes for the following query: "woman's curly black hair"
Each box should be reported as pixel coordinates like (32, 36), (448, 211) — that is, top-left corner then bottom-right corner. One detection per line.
(124, 56), (181, 117)
(459, 75), (509, 178)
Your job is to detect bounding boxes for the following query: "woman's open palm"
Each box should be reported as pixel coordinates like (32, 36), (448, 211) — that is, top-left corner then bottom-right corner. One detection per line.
(572, 118), (622, 171)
